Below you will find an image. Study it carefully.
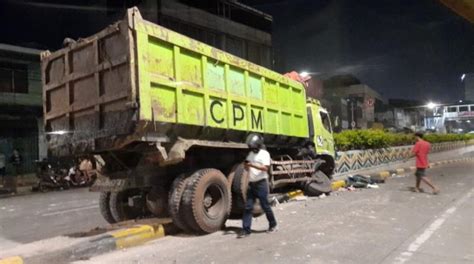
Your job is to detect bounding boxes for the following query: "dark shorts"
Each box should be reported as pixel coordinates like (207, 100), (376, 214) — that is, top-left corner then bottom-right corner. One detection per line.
(415, 168), (426, 178)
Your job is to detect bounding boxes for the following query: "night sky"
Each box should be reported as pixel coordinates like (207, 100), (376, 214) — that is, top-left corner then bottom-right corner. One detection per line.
(1, 0), (472, 103)
(243, 0), (474, 103)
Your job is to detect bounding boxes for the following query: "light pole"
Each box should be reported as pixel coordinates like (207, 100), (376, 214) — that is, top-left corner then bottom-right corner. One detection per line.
(346, 98), (356, 129)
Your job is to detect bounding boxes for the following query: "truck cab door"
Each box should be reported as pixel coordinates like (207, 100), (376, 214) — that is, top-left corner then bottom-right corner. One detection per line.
(308, 104), (335, 157)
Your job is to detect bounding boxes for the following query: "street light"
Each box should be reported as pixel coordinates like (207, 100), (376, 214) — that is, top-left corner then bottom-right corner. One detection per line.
(461, 73), (466, 82)
(426, 102), (438, 109)
(300, 71), (309, 78)
(299, 71), (322, 78)
(46, 130), (71, 135)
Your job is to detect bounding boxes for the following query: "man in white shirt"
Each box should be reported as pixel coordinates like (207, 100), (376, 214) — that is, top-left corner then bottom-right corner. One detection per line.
(239, 134), (277, 238)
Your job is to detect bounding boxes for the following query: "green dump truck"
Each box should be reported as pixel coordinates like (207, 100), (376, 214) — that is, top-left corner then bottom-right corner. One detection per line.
(41, 8), (335, 233)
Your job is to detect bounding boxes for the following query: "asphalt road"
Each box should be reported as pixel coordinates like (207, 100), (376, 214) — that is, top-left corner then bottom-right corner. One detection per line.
(0, 150), (473, 263)
(1, 146), (472, 249)
(76, 159), (474, 264)
(0, 188), (105, 248)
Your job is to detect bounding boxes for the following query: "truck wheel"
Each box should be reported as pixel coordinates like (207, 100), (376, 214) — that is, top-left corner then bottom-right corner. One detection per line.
(224, 165), (238, 219)
(229, 163), (263, 219)
(99, 192), (116, 224)
(168, 173), (193, 232)
(109, 189), (143, 222)
(181, 169), (231, 234)
(304, 171), (332, 196)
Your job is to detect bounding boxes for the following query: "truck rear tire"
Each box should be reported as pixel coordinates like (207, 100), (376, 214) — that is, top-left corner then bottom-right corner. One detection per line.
(109, 189), (143, 222)
(304, 171), (332, 196)
(181, 169), (231, 234)
(168, 173), (193, 232)
(99, 192), (116, 224)
(229, 163), (263, 219)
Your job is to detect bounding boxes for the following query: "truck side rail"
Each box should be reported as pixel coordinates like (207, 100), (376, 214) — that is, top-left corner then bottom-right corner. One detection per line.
(269, 158), (318, 188)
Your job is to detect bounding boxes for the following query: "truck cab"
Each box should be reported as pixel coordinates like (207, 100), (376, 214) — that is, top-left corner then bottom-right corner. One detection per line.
(306, 99), (336, 175)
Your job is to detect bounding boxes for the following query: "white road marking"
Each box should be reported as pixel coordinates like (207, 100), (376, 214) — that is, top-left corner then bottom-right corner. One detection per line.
(394, 188), (473, 264)
(41, 205), (99, 216)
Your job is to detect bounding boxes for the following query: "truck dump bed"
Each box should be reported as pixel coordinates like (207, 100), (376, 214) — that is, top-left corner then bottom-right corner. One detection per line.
(42, 8), (309, 156)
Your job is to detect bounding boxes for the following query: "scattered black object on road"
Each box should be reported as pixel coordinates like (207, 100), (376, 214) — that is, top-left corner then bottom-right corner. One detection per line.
(346, 174), (376, 188)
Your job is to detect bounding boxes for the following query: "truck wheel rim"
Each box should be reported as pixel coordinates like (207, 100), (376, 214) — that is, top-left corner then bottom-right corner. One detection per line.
(203, 184), (225, 219)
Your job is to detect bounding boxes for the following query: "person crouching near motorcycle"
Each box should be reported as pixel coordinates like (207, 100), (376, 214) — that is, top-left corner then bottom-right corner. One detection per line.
(79, 157), (93, 184)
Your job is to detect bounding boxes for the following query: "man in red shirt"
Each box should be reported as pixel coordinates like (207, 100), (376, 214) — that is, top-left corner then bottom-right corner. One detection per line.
(411, 132), (440, 194)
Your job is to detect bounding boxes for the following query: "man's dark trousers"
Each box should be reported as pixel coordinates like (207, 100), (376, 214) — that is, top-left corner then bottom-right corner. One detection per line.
(242, 179), (277, 234)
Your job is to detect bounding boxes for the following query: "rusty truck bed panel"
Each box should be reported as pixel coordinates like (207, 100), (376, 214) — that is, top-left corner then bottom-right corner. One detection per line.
(41, 8), (309, 156)
(41, 15), (138, 155)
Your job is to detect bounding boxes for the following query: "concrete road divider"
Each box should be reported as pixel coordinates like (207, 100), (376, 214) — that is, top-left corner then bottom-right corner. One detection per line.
(333, 156), (473, 189)
(365, 157), (473, 183)
(71, 223), (166, 260)
(1, 223), (172, 264)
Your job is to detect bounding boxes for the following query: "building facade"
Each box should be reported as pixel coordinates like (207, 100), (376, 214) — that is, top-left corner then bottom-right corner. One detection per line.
(99, 0), (273, 68)
(0, 0), (273, 69)
(427, 103), (474, 133)
(0, 44), (47, 175)
(323, 75), (386, 131)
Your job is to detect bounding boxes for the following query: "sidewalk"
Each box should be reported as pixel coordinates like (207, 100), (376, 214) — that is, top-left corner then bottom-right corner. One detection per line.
(0, 173), (37, 198)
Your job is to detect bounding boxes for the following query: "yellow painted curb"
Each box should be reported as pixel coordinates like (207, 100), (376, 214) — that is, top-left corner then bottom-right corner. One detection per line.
(395, 168), (405, 174)
(331, 180), (346, 190)
(379, 171), (390, 179)
(112, 224), (165, 249)
(0, 256), (23, 264)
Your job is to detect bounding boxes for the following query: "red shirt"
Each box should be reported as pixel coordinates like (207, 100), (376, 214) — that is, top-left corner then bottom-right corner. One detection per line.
(412, 139), (431, 168)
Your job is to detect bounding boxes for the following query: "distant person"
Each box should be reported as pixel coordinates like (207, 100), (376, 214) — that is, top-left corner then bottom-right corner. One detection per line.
(10, 149), (22, 171)
(410, 132), (440, 194)
(238, 134), (277, 238)
(79, 157), (93, 183)
(8, 149), (22, 193)
(0, 152), (5, 185)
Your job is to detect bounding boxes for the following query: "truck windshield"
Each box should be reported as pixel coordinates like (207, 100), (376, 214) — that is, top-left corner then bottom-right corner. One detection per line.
(320, 112), (332, 133)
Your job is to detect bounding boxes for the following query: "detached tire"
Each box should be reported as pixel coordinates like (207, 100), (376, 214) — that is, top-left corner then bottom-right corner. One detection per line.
(304, 171), (332, 196)
(181, 169), (231, 234)
(168, 173), (193, 232)
(229, 163), (263, 219)
(99, 192), (116, 224)
(109, 189), (143, 222)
